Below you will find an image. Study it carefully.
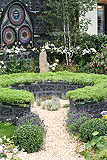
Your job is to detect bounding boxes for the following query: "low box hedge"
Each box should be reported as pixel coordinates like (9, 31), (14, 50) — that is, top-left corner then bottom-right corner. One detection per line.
(0, 71), (106, 105)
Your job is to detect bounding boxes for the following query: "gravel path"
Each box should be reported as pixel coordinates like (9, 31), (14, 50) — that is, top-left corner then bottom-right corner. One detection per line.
(18, 100), (84, 160)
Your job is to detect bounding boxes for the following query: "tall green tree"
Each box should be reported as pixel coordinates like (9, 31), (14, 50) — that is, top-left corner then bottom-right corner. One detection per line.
(42, 0), (98, 64)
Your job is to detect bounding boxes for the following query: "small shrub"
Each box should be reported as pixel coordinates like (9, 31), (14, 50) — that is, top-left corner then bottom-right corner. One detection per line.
(67, 108), (92, 135)
(61, 93), (67, 100)
(55, 62), (77, 72)
(42, 96), (60, 111)
(36, 96), (42, 106)
(13, 124), (45, 153)
(13, 112), (46, 153)
(79, 118), (107, 142)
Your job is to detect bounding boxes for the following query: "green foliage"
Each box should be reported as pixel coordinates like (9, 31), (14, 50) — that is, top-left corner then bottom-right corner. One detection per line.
(79, 118), (107, 142)
(67, 108), (92, 135)
(66, 85), (107, 102)
(0, 88), (35, 104)
(55, 62), (77, 72)
(61, 93), (67, 100)
(72, 33), (107, 52)
(0, 71), (107, 104)
(0, 52), (39, 75)
(0, 121), (16, 138)
(81, 133), (107, 160)
(13, 124), (45, 153)
(63, 104), (69, 108)
(42, 96), (60, 111)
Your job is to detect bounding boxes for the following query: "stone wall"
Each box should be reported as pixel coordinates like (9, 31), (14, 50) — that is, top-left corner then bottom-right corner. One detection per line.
(0, 103), (30, 121)
(10, 82), (84, 98)
(70, 99), (107, 118)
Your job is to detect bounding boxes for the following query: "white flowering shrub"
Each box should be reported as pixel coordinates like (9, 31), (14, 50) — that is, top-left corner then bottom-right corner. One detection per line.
(42, 42), (97, 68)
(0, 46), (39, 74)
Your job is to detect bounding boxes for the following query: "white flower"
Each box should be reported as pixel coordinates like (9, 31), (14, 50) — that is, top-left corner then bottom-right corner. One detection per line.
(0, 138), (2, 143)
(55, 59), (59, 63)
(51, 66), (55, 71)
(50, 43), (55, 47)
(13, 147), (18, 153)
(90, 48), (96, 53)
(6, 49), (12, 53)
(0, 145), (3, 153)
(0, 61), (4, 65)
(4, 135), (6, 139)
(13, 46), (15, 49)
(76, 46), (80, 50)
(15, 50), (19, 54)
(7, 138), (10, 142)
(49, 65), (52, 68)
(101, 111), (107, 116)
(21, 148), (25, 152)
(32, 48), (36, 51)
(52, 63), (57, 67)
(82, 49), (90, 55)
(3, 66), (6, 69)
(0, 66), (1, 69)
(44, 43), (50, 50)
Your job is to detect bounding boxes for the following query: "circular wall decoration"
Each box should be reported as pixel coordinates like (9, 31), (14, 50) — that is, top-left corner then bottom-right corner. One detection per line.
(19, 26), (32, 44)
(2, 27), (16, 45)
(9, 4), (25, 26)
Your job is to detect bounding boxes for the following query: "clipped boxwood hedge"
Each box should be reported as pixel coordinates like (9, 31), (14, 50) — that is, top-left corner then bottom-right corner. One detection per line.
(0, 71), (107, 105)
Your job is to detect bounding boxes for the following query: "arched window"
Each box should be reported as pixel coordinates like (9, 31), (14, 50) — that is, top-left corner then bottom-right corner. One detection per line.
(1, 1), (33, 48)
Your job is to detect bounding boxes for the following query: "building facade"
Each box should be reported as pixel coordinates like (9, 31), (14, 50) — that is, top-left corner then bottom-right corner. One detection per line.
(87, 0), (107, 35)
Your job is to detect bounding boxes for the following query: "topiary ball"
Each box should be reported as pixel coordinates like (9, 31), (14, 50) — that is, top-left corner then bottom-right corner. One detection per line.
(79, 118), (107, 142)
(13, 124), (45, 153)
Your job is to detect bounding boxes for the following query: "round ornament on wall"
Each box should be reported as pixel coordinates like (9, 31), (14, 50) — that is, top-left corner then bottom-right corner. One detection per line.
(8, 4), (25, 26)
(2, 27), (16, 45)
(19, 26), (32, 44)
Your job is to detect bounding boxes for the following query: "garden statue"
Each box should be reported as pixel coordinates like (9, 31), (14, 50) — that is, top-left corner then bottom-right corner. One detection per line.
(39, 49), (49, 73)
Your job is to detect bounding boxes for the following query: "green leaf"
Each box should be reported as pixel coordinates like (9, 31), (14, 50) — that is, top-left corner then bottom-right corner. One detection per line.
(92, 131), (99, 136)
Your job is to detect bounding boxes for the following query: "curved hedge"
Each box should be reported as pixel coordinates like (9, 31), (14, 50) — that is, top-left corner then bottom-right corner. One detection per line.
(0, 71), (107, 105)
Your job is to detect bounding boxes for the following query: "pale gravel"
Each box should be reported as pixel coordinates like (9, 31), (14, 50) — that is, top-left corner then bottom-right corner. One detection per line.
(18, 100), (84, 160)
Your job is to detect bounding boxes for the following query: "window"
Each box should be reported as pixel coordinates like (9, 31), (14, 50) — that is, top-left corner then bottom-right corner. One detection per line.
(97, 3), (107, 34)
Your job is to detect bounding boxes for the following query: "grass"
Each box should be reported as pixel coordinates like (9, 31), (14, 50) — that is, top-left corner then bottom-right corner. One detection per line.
(0, 121), (16, 138)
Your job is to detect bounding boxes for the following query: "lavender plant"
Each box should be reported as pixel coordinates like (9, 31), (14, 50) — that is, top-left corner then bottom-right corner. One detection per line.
(66, 107), (92, 135)
(15, 112), (46, 134)
(13, 112), (46, 153)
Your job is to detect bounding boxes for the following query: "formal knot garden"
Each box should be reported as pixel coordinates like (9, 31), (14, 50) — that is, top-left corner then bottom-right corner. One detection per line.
(0, 0), (107, 160)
